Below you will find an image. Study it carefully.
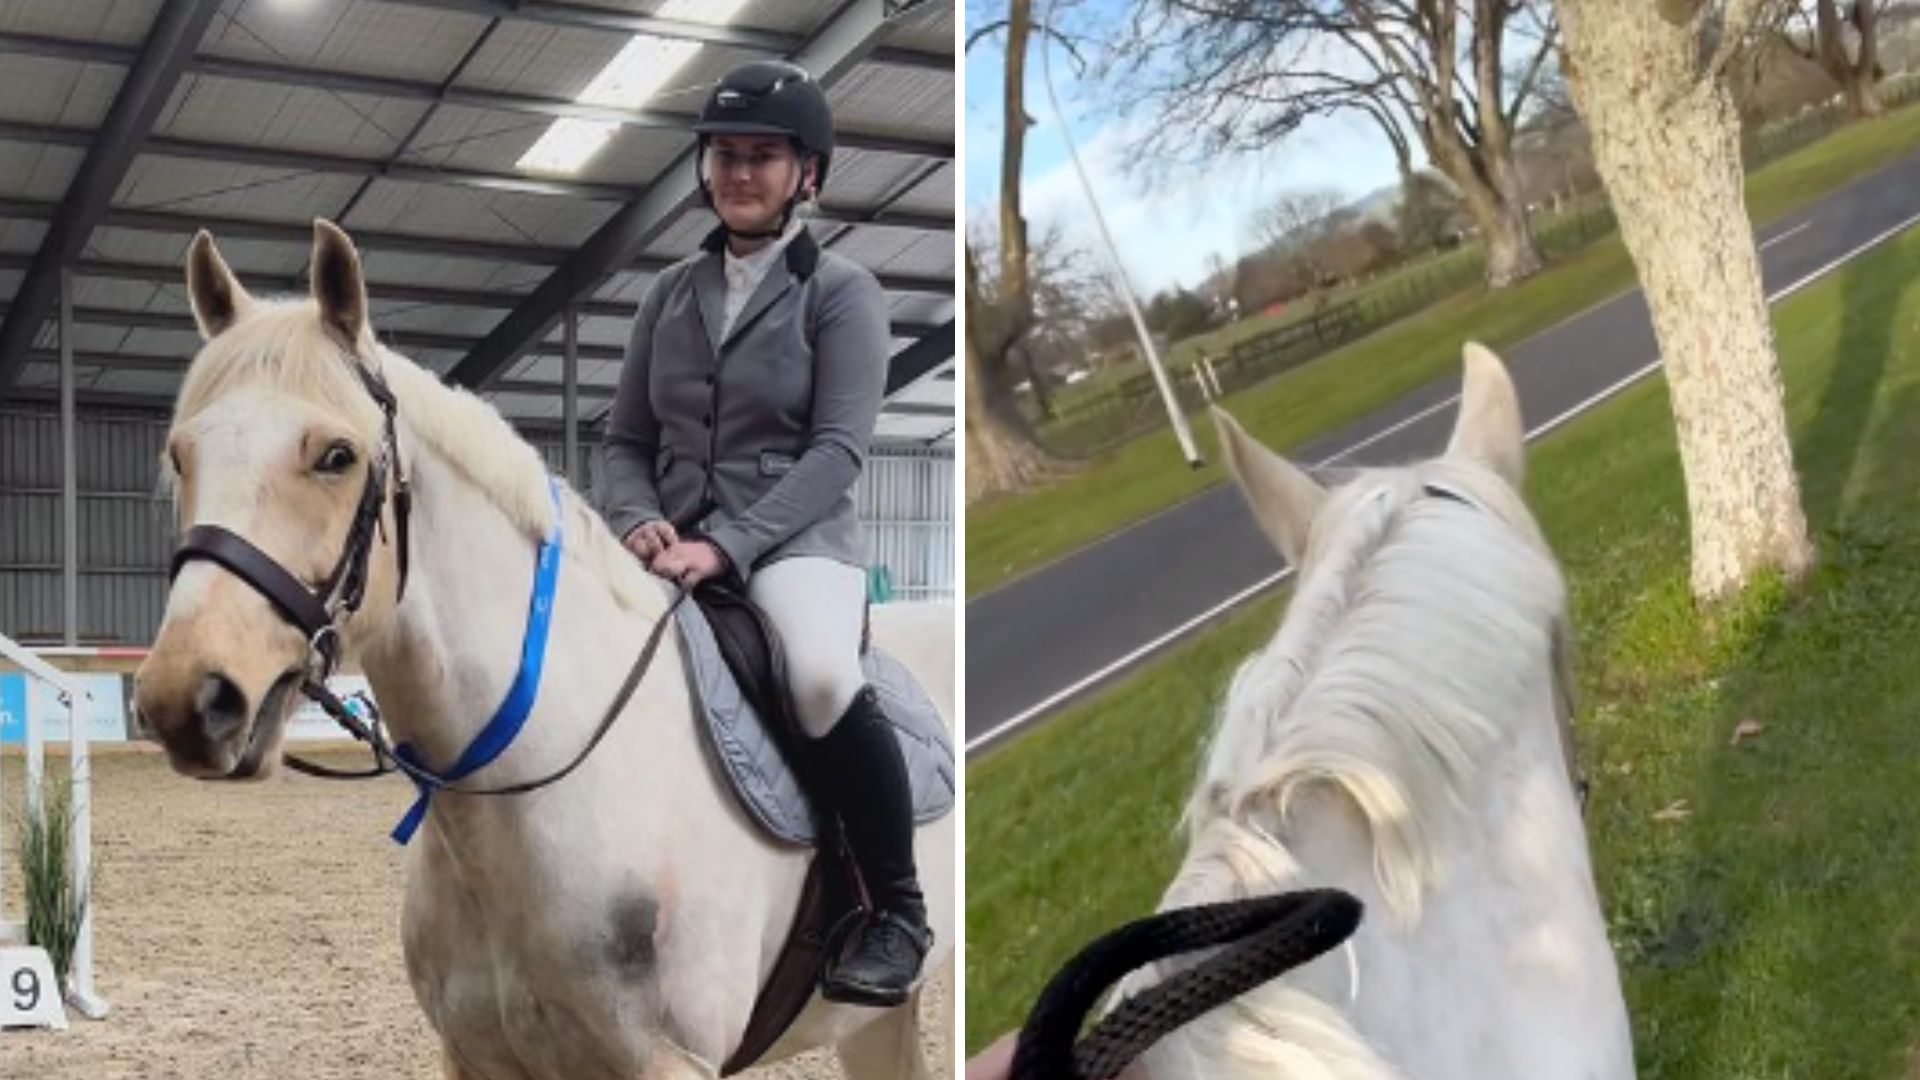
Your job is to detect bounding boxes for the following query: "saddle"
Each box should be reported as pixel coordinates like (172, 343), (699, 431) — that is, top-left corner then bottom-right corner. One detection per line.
(674, 579), (954, 1075)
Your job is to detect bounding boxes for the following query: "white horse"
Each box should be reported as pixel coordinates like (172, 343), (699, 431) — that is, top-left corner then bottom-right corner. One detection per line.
(132, 221), (954, 1080)
(1117, 346), (1633, 1079)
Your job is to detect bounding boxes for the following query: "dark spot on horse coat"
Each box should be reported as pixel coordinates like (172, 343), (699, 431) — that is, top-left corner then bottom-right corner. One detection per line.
(609, 893), (660, 978)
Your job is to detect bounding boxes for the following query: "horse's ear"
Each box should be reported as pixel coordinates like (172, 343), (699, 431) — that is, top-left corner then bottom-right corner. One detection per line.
(1448, 342), (1526, 489)
(1212, 406), (1324, 565)
(310, 219), (369, 349)
(185, 230), (253, 340)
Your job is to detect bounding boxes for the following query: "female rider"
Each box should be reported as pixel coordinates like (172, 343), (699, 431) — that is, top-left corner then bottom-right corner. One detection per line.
(600, 59), (931, 1006)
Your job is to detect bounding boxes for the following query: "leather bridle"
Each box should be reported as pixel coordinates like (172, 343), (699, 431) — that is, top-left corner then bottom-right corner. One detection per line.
(169, 360), (411, 688)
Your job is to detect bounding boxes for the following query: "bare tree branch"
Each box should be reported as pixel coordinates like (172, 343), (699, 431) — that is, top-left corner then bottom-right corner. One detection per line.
(967, 17), (1011, 49)
(1708, 0), (1788, 81)
(1505, 17), (1560, 125)
(1092, 0), (1551, 283)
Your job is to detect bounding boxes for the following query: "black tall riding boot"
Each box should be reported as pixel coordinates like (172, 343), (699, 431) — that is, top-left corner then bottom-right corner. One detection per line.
(810, 686), (933, 1007)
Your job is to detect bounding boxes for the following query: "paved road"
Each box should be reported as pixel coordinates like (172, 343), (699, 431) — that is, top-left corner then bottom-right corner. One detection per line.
(967, 147), (1920, 751)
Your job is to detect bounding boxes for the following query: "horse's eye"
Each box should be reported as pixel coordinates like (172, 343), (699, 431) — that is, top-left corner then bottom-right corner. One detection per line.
(316, 442), (357, 475)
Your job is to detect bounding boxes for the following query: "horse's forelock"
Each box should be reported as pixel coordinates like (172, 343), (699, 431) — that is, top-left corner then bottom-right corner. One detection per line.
(174, 300), (379, 433)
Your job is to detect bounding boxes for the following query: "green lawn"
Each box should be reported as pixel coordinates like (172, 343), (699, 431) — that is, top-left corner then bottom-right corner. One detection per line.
(968, 102), (1920, 598)
(967, 222), (1920, 1073)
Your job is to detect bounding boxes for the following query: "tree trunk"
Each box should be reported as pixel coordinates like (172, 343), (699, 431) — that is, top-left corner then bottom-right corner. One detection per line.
(1562, 0), (1813, 601)
(999, 0), (1033, 315)
(965, 0), (1060, 501)
(1844, 72), (1884, 117)
(1476, 192), (1543, 288)
(1817, 0), (1884, 118)
(1020, 348), (1054, 419)
(1423, 123), (1542, 287)
(966, 328), (1051, 502)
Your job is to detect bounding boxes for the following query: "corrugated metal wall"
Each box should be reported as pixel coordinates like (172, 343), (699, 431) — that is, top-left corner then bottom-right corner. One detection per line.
(2, 406), (954, 645)
(1, 408), (175, 644)
(855, 448), (955, 602)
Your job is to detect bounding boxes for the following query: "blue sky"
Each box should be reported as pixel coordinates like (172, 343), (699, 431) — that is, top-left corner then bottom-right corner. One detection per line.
(963, 14), (1416, 296)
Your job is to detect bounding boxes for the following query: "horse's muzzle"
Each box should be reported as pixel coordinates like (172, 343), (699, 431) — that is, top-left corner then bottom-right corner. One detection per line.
(135, 660), (299, 780)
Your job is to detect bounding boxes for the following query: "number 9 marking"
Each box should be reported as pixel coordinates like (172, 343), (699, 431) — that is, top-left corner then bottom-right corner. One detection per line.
(11, 965), (40, 1011)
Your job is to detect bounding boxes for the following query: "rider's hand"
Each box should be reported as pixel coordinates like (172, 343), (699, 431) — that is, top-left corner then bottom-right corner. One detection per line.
(649, 539), (727, 588)
(966, 1031), (1149, 1080)
(966, 1034), (1017, 1080)
(622, 520), (678, 566)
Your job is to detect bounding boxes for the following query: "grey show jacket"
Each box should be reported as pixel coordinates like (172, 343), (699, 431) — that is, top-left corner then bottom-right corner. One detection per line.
(600, 225), (890, 581)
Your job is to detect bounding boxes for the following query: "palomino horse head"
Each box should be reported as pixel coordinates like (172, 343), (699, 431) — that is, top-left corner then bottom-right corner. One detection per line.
(134, 221), (405, 778)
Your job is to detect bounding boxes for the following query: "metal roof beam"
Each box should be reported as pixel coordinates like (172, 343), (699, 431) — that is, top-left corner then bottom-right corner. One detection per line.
(883, 319), (954, 397)
(0, 33), (951, 162)
(0, 0), (226, 397)
(446, 0), (903, 391)
(5, 387), (180, 412)
(24, 349), (184, 373)
(355, 0), (950, 70)
(11, 255), (950, 316)
(105, 205), (566, 263)
(0, 119), (954, 228)
(878, 400), (951, 417)
(0, 209), (954, 295)
(0, 29), (132, 66)
(7, 304), (936, 353)
(360, 0), (800, 50)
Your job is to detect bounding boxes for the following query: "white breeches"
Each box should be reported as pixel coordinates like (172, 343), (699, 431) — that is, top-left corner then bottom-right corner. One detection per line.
(748, 556), (868, 738)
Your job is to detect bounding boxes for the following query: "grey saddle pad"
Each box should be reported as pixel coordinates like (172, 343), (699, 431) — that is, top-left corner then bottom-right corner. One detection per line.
(672, 599), (955, 847)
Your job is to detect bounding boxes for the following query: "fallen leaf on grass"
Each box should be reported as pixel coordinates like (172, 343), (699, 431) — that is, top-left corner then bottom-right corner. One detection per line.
(1653, 799), (1692, 823)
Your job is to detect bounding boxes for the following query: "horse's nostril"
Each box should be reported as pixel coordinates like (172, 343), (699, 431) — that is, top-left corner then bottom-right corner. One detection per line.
(196, 673), (249, 744)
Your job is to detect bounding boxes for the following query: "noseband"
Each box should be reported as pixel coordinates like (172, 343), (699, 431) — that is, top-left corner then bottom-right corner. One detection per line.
(168, 360), (412, 683)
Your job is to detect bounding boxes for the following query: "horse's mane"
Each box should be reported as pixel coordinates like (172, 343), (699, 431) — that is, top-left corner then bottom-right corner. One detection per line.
(172, 299), (661, 615)
(1123, 459), (1567, 1079)
(1189, 457), (1565, 920)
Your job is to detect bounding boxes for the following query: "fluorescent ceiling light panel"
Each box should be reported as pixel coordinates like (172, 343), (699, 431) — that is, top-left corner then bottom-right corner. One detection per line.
(517, 0), (754, 175)
(518, 119), (619, 174)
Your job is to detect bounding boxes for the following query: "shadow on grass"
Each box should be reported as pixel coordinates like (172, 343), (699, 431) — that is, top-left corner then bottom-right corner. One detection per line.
(1603, 244), (1920, 1077)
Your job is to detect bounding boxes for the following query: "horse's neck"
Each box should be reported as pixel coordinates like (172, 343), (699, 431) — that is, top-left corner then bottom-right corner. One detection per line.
(356, 448), (534, 765)
(357, 448), (824, 1065)
(1190, 679), (1604, 1079)
(356, 448), (686, 801)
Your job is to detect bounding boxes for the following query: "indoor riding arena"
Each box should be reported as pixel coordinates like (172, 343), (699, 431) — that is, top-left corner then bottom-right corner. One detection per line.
(0, 1), (956, 1076)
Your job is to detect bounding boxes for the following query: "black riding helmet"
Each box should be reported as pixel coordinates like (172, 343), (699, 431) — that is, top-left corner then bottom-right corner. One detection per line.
(694, 59), (835, 239)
